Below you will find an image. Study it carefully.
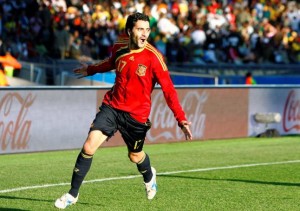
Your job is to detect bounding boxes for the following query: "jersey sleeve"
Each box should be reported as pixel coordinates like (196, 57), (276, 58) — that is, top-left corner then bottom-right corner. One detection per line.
(86, 35), (129, 75)
(87, 57), (115, 75)
(152, 53), (187, 124)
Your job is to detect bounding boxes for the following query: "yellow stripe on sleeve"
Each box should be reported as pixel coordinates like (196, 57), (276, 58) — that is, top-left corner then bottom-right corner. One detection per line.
(145, 44), (168, 71)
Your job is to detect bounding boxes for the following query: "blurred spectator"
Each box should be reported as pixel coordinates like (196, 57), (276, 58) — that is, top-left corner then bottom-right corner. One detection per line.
(151, 0), (168, 21)
(53, 24), (70, 59)
(178, 0), (189, 18)
(92, 4), (110, 26)
(135, 0), (146, 13)
(0, 43), (22, 78)
(261, 18), (277, 39)
(0, 0), (298, 66)
(3, 15), (17, 39)
(53, 5), (67, 27)
(240, 21), (254, 45)
(157, 9), (179, 39)
(69, 38), (81, 60)
(224, 5), (236, 28)
(18, 10), (30, 32)
(203, 43), (219, 63)
(29, 12), (43, 40)
(39, 3), (52, 29)
(79, 35), (94, 61)
(249, 26), (262, 62)
(191, 24), (206, 46)
(207, 0), (221, 15)
(35, 38), (49, 57)
(52, 0), (67, 13)
(245, 72), (257, 85)
(290, 34), (300, 63)
(190, 24), (206, 63)
(226, 25), (244, 64)
(69, 35), (93, 62)
(260, 31), (275, 63)
(204, 25), (221, 54)
(154, 34), (167, 56)
(0, 64), (9, 86)
(236, 6), (251, 27)
(143, 5), (158, 42)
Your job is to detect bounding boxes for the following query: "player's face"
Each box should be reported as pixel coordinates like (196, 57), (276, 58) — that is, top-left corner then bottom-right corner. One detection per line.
(129, 20), (150, 49)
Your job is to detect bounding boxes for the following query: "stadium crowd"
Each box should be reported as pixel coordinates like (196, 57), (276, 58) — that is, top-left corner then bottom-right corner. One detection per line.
(0, 0), (299, 65)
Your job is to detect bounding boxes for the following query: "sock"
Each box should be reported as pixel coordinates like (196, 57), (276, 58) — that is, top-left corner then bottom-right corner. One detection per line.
(136, 153), (153, 183)
(69, 149), (93, 197)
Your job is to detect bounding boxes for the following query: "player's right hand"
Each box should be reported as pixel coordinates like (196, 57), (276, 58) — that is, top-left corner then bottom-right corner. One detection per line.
(73, 62), (88, 78)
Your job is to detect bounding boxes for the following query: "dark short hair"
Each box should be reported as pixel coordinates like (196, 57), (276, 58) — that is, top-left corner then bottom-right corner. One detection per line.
(125, 13), (150, 36)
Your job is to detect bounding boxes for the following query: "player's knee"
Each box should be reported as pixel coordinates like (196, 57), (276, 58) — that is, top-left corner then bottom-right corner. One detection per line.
(83, 142), (94, 155)
(82, 138), (97, 155)
(82, 131), (106, 155)
(128, 151), (144, 163)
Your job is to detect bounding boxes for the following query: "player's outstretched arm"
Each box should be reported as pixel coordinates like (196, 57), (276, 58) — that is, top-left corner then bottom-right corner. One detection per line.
(73, 62), (88, 78)
(180, 120), (193, 140)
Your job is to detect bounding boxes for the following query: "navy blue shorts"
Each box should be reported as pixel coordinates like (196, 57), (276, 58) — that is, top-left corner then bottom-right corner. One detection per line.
(90, 103), (151, 152)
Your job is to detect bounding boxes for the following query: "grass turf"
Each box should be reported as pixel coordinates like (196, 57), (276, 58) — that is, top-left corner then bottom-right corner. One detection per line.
(0, 136), (299, 210)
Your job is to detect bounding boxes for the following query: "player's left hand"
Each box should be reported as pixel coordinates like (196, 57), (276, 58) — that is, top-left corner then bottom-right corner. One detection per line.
(73, 62), (88, 78)
(180, 121), (192, 140)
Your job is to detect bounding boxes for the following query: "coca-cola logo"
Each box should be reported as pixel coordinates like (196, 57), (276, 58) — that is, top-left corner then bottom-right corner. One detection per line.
(148, 90), (207, 141)
(0, 92), (36, 151)
(283, 90), (300, 132)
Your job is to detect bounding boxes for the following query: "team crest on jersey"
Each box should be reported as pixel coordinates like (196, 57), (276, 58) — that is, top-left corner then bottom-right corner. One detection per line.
(136, 64), (147, 76)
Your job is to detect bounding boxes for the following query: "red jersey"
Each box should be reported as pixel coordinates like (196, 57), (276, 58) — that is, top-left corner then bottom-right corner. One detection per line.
(87, 37), (187, 124)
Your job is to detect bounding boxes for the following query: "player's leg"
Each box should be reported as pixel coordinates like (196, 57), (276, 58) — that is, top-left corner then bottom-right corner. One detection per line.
(54, 130), (108, 209)
(69, 130), (108, 198)
(128, 151), (153, 183)
(128, 150), (157, 200)
(55, 104), (117, 209)
(119, 113), (157, 199)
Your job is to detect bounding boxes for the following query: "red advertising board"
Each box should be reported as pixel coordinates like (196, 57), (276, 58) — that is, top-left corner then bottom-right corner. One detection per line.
(101, 88), (249, 147)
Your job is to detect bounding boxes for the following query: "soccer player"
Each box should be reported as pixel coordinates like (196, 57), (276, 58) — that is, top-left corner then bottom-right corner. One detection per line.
(54, 12), (192, 209)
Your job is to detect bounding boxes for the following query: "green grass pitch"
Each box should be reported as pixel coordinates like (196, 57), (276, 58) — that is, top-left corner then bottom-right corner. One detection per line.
(0, 136), (299, 210)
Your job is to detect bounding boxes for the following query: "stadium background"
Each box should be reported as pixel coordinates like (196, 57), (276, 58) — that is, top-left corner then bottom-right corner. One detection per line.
(0, 0), (299, 87)
(0, 0), (300, 154)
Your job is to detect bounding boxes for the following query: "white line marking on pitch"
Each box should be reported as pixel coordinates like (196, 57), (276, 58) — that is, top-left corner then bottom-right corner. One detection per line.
(0, 160), (299, 194)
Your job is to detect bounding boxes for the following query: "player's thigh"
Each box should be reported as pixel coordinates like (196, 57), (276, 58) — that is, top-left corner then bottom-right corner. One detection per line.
(91, 103), (118, 137)
(84, 103), (118, 154)
(120, 114), (151, 152)
(83, 130), (108, 154)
